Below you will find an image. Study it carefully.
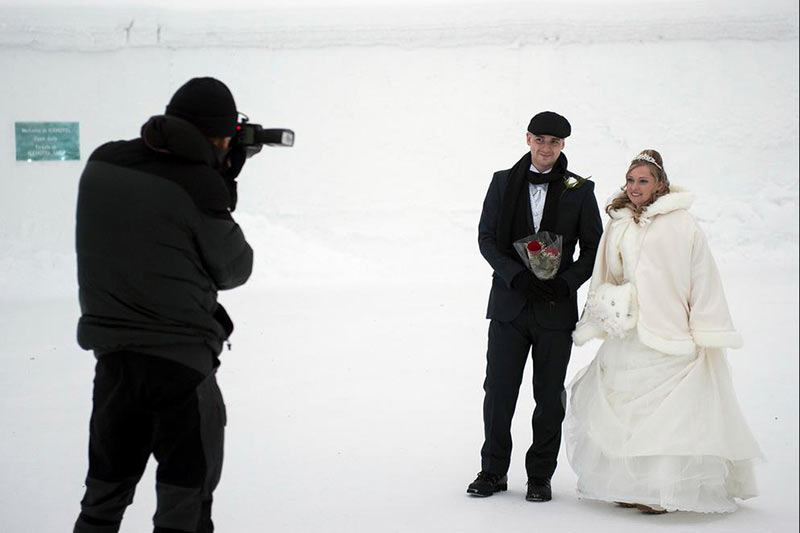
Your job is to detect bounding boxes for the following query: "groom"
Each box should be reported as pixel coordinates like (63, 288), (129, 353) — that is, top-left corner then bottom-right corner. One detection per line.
(468, 111), (602, 501)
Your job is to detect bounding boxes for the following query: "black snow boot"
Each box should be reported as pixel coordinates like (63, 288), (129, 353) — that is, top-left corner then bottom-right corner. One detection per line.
(466, 471), (508, 497)
(525, 477), (552, 502)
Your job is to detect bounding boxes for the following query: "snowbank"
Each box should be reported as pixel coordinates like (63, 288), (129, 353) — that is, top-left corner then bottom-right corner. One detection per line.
(0, 1), (798, 51)
(0, 0), (797, 301)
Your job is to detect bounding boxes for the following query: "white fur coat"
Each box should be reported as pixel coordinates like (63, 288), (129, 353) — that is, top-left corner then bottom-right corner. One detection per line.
(572, 187), (742, 355)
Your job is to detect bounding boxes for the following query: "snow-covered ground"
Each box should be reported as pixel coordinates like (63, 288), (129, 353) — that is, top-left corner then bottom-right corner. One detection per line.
(0, 1), (797, 531)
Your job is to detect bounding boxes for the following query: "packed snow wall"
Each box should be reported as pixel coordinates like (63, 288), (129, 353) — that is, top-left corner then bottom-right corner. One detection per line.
(0, 0), (797, 300)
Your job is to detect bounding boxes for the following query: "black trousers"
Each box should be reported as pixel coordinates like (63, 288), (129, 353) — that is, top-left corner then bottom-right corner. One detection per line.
(74, 351), (226, 533)
(480, 309), (572, 480)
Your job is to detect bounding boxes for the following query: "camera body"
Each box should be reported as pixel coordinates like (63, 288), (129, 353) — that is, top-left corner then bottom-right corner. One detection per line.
(234, 117), (294, 158)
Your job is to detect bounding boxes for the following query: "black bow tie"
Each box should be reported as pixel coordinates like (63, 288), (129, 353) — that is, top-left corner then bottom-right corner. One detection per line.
(527, 169), (562, 185)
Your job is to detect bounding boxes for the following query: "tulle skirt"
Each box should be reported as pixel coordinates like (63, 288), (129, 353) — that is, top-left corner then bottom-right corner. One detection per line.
(565, 334), (762, 513)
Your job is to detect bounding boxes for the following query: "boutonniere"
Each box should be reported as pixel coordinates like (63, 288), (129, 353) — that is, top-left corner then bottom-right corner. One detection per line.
(564, 175), (586, 189)
(562, 175), (589, 194)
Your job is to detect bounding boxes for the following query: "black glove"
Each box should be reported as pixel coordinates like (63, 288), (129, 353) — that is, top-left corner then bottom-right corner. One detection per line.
(543, 277), (571, 300)
(220, 146), (247, 212)
(213, 303), (234, 339)
(221, 175), (237, 212)
(511, 270), (555, 301)
(221, 145), (247, 180)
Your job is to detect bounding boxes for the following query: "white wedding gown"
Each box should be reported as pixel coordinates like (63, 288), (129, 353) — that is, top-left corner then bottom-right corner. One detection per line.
(565, 208), (761, 513)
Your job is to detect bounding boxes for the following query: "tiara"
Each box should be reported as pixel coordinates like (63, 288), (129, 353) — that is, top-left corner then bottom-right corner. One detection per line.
(633, 153), (662, 170)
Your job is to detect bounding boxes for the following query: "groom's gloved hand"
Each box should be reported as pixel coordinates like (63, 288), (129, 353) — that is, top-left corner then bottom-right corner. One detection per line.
(543, 277), (571, 300)
(512, 270), (555, 301)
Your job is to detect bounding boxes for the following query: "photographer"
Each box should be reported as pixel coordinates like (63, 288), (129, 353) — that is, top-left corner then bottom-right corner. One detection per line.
(73, 77), (253, 533)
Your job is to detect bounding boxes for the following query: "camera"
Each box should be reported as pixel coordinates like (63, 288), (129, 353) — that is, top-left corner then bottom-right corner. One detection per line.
(234, 115), (294, 158)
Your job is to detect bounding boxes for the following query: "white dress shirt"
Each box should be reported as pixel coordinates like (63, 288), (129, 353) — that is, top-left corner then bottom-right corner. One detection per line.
(528, 164), (551, 231)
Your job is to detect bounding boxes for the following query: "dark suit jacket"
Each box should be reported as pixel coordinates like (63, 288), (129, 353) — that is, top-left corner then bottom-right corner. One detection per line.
(478, 168), (602, 329)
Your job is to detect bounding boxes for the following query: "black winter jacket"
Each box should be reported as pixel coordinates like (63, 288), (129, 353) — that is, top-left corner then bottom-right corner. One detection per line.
(75, 115), (253, 374)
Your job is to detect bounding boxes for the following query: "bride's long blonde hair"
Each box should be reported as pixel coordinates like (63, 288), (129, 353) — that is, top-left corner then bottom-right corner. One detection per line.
(606, 149), (671, 222)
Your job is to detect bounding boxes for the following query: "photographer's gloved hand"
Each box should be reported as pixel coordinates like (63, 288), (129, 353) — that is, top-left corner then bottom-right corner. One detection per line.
(220, 145), (247, 212)
(213, 303), (234, 339)
(221, 145), (247, 180)
(221, 175), (237, 212)
(511, 270), (555, 301)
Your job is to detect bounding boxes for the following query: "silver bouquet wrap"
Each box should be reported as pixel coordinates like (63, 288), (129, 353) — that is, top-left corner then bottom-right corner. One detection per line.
(512, 231), (563, 280)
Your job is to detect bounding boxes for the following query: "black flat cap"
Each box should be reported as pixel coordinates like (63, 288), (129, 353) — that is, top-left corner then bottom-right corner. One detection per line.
(527, 111), (571, 138)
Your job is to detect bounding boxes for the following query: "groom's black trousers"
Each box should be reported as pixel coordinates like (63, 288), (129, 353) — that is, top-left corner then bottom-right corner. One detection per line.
(480, 307), (573, 480)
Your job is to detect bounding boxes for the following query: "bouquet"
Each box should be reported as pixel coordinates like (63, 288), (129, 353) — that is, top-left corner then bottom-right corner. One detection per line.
(513, 231), (563, 280)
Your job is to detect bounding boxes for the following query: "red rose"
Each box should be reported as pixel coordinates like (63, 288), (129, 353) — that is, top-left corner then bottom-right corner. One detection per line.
(527, 241), (543, 253)
(544, 247), (559, 256)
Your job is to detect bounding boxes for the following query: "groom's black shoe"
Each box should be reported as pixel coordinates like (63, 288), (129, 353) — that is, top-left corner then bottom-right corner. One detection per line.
(466, 471), (508, 496)
(526, 478), (552, 502)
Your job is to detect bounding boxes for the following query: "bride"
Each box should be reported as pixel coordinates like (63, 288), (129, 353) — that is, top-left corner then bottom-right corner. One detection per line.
(565, 149), (761, 514)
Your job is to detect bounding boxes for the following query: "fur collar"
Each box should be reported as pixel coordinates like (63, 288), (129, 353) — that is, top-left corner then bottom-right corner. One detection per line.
(607, 185), (694, 223)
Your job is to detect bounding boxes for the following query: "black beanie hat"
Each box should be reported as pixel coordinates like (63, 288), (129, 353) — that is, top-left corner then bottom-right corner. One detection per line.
(527, 111), (571, 139)
(165, 77), (238, 137)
